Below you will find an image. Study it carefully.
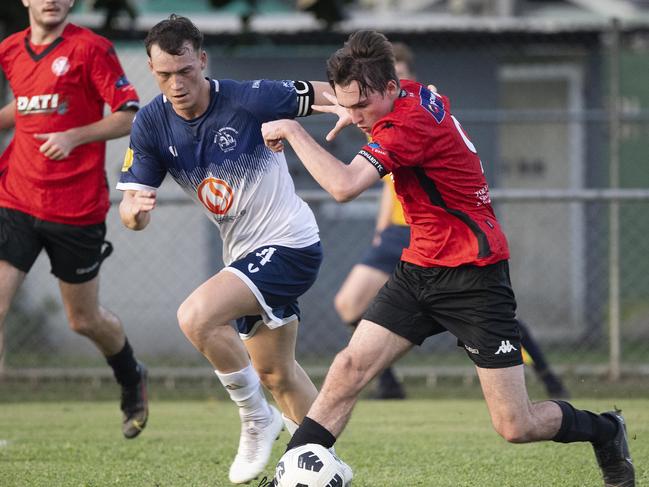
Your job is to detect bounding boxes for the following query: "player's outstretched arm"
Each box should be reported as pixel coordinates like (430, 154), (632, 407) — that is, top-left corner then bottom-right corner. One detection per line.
(262, 119), (379, 202)
(34, 109), (136, 160)
(119, 189), (156, 231)
(311, 91), (351, 142)
(0, 101), (15, 131)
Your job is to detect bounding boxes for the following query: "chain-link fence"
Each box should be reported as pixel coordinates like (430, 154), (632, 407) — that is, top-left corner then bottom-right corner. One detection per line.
(1, 20), (648, 380)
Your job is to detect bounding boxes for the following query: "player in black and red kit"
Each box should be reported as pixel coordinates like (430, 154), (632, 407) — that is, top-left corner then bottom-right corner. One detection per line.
(0, 0), (148, 439)
(262, 30), (634, 487)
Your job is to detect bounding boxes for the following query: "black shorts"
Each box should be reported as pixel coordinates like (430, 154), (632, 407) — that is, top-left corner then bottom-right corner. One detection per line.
(360, 224), (410, 275)
(363, 260), (522, 368)
(0, 207), (112, 284)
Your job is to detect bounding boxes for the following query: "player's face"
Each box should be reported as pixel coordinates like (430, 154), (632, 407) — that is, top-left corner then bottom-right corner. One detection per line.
(148, 42), (208, 119)
(334, 80), (399, 135)
(22, 0), (74, 30)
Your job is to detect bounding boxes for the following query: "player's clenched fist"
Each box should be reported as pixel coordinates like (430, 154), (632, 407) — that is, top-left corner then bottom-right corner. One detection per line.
(119, 189), (156, 231)
(261, 119), (294, 152)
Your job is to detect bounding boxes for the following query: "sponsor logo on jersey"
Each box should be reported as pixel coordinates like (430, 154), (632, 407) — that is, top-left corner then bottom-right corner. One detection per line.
(115, 75), (131, 88)
(214, 127), (238, 153)
(51, 56), (70, 76)
(367, 142), (387, 156)
(197, 177), (234, 215)
(16, 94), (61, 115)
(121, 147), (134, 172)
(420, 86), (445, 124)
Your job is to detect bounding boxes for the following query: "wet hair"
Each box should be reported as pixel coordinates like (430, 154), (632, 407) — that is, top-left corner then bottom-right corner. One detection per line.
(326, 30), (398, 98)
(392, 42), (415, 77)
(144, 14), (203, 57)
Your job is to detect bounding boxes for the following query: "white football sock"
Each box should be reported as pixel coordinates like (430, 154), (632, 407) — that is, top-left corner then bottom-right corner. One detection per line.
(282, 414), (299, 436)
(215, 364), (271, 424)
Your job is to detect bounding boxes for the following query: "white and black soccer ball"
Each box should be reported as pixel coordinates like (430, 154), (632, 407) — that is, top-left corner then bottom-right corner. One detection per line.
(275, 443), (346, 487)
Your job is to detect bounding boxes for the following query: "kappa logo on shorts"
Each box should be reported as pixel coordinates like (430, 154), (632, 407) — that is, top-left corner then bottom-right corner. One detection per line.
(495, 340), (518, 355)
(197, 177), (234, 215)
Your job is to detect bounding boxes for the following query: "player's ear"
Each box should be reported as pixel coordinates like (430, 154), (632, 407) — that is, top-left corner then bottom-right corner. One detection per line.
(386, 79), (399, 97)
(200, 50), (207, 70)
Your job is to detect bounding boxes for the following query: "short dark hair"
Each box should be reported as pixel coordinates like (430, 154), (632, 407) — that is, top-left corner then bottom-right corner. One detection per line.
(326, 30), (397, 98)
(144, 14), (203, 57)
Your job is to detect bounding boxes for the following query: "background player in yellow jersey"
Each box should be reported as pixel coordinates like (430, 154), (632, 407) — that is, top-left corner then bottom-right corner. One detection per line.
(334, 42), (569, 399)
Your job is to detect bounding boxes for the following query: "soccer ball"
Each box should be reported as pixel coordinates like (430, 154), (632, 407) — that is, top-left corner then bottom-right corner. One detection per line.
(275, 443), (347, 487)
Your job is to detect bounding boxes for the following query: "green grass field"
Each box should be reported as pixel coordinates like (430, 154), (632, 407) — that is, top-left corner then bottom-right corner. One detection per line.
(0, 397), (646, 487)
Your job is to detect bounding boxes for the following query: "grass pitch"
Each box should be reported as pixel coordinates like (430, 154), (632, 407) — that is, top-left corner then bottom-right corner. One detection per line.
(0, 398), (646, 486)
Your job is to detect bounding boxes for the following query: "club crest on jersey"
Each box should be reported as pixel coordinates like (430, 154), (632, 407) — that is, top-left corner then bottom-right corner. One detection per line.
(214, 127), (238, 153)
(197, 177), (234, 215)
(51, 56), (70, 76)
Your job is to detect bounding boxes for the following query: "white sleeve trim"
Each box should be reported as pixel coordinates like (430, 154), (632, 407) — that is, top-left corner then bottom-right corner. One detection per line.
(115, 182), (159, 192)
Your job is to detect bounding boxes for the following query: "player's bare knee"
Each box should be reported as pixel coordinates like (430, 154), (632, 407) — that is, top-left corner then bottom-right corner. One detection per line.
(67, 312), (98, 337)
(333, 292), (357, 323)
(333, 348), (370, 392)
(493, 416), (533, 443)
(257, 365), (292, 394)
(176, 299), (205, 341)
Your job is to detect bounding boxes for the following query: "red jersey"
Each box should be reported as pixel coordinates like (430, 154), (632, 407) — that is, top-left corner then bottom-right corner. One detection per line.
(0, 23), (139, 225)
(358, 80), (509, 268)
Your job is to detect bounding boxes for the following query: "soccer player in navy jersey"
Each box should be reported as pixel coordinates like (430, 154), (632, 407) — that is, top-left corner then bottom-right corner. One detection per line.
(261, 30), (634, 487)
(117, 14), (347, 484)
(0, 0), (148, 439)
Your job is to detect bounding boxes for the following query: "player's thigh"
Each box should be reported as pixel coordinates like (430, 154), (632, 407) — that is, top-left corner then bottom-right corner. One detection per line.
(476, 364), (533, 424)
(335, 264), (390, 315)
(180, 269), (262, 326)
(58, 275), (102, 321)
(0, 260), (27, 315)
(343, 319), (413, 377)
(245, 319), (299, 373)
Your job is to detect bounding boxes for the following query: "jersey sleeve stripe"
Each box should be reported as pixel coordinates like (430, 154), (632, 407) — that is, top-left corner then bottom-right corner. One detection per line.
(115, 182), (159, 192)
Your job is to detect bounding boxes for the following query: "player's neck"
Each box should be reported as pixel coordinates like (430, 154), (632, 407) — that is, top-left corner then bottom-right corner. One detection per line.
(172, 78), (211, 120)
(29, 20), (69, 46)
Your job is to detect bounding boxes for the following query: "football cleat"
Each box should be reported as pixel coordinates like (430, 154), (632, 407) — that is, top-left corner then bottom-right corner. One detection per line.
(593, 409), (635, 487)
(229, 405), (283, 484)
(121, 362), (149, 439)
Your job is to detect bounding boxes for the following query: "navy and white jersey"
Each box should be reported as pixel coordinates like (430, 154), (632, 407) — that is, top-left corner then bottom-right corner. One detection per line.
(117, 78), (319, 265)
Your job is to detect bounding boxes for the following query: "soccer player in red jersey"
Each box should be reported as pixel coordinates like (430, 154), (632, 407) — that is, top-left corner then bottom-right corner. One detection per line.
(0, 0), (148, 439)
(262, 31), (634, 487)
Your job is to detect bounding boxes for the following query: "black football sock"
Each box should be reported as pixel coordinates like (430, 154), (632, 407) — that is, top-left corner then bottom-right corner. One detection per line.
(552, 400), (617, 445)
(106, 338), (140, 387)
(286, 416), (336, 451)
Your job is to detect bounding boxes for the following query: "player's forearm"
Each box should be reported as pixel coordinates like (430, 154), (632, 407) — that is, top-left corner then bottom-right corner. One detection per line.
(284, 122), (361, 202)
(0, 101), (15, 131)
(66, 109), (136, 147)
(310, 81), (335, 106)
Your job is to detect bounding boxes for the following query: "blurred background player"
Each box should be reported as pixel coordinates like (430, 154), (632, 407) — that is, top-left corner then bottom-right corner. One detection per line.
(0, 0), (147, 439)
(117, 15), (345, 484)
(334, 42), (569, 400)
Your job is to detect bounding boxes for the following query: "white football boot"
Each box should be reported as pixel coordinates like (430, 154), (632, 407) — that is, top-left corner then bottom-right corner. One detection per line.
(229, 405), (283, 484)
(331, 450), (354, 486)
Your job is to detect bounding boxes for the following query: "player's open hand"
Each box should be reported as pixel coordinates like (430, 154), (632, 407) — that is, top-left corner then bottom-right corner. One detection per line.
(34, 131), (78, 160)
(311, 91), (351, 142)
